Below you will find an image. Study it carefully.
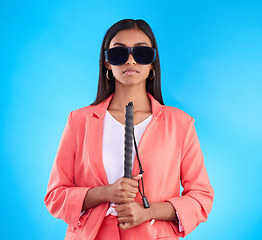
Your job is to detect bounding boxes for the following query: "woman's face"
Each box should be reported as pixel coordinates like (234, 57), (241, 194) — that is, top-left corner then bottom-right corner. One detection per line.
(105, 28), (153, 87)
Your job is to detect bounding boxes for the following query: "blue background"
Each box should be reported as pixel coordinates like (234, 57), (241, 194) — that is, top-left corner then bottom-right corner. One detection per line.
(1, 0), (262, 239)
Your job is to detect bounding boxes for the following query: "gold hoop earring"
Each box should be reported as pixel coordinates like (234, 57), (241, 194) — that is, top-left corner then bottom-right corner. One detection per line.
(147, 69), (155, 80)
(106, 69), (114, 81)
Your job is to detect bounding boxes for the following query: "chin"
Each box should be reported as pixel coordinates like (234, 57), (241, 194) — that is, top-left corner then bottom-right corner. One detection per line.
(116, 77), (146, 87)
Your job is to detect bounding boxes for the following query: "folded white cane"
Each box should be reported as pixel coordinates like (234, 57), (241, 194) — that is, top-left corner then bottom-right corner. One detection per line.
(124, 102), (150, 208)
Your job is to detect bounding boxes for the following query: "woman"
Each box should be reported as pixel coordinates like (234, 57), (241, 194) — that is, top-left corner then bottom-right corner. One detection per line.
(44, 19), (214, 240)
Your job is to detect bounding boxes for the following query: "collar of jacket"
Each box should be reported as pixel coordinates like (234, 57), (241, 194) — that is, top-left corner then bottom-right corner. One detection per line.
(90, 92), (165, 121)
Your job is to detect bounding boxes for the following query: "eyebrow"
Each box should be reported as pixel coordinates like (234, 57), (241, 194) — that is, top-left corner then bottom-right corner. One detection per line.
(113, 42), (149, 47)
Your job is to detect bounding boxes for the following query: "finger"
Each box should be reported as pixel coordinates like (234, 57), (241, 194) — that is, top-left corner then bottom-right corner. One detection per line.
(126, 192), (137, 199)
(120, 191), (137, 200)
(115, 202), (132, 212)
(118, 216), (132, 224)
(116, 209), (132, 218)
(115, 193), (136, 204)
(121, 186), (138, 195)
(119, 222), (133, 230)
(123, 178), (138, 188)
(116, 211), (125, 218)
(115, 198), (134, 205)
(118, 188), (137, 197)
(115, 204), (125, 212)
(131, 174), (142, 180)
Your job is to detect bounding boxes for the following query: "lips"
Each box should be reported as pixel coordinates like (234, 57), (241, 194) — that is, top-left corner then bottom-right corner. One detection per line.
(123, 68), (139, 75)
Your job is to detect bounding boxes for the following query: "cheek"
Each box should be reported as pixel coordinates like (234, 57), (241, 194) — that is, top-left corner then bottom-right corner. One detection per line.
(111, 67), (122, 77)
(141, 66), (151, 77)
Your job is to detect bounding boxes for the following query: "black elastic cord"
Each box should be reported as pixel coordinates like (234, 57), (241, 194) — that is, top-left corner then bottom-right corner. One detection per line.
(133, 131), (150, 208)
(133, 132), (144, 175)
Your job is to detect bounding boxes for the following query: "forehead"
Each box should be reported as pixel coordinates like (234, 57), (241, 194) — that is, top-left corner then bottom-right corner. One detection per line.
(109, 28), (152, 48)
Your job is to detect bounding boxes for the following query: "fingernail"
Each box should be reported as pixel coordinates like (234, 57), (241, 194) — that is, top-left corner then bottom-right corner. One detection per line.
(111, 204), (117, 208)
(133, 174), (142, 180)
(150, 219), (155, 225)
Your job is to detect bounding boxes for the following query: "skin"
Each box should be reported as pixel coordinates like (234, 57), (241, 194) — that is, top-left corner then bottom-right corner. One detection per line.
(105, 28), (154, 125)
(82, 28), (178, 230)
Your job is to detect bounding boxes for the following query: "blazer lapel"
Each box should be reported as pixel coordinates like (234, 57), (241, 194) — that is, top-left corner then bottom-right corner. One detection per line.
(86, 93), (164, 185)
(87, 95), (114, 186)
(131, 93), (165, 176)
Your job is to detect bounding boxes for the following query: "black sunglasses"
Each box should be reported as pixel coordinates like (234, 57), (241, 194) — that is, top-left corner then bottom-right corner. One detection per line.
(105, 46), (156, 66)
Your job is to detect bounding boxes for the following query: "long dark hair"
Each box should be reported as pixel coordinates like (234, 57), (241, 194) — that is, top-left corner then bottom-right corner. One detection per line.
(91, 19), (164, 105)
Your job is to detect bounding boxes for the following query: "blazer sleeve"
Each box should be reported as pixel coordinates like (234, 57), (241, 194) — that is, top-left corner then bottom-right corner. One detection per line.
(44, 112), (91, 229)
(166, 117), (214, 237)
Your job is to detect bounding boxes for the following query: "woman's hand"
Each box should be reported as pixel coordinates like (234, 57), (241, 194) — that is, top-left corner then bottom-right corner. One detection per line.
(106, 177), (139, 204)
(114, 201), (149, 230)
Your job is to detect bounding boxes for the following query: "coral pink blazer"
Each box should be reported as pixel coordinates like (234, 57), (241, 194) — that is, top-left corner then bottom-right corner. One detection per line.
(44, 93), (214, 240)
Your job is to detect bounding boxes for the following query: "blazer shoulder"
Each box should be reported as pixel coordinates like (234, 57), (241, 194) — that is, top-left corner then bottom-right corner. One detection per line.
(67, 105), (95, 129)
(71, 105), (94, 118)
(162, 105), (195, 124)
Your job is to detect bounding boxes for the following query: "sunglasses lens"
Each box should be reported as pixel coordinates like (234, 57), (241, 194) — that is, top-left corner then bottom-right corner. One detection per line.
(106, 47), (129, 65)
(105, 46), (156, 65)
(133, 46), (156, 65)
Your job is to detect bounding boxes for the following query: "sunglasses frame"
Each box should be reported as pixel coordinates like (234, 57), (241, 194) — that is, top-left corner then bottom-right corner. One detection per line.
(104, 46), (156, 66)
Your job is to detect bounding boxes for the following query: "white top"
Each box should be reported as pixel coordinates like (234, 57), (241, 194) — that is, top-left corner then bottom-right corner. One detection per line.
(102, 110), (153, 216)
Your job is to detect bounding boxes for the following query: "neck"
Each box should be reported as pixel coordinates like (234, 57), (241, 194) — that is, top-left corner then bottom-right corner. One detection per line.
(108, 82), (151, 113)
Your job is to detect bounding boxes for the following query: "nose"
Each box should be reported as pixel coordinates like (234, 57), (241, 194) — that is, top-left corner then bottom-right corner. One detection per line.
(125, 53), (136, 65)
